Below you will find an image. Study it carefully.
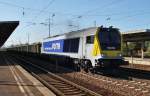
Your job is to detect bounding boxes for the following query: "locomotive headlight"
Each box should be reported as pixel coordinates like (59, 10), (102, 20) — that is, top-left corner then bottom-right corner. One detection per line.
(118, 53), (122, 57)
(101, 54), (104, 57)
(101, 53), (106, 57)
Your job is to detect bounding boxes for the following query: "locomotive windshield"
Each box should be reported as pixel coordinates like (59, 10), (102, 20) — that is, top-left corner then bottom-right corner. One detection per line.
(98, 28), (121, 50)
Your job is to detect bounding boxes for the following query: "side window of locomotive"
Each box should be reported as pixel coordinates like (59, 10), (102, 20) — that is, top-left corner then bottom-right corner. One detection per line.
(63, 38), (80, 53)
(86, 35), (94, 44)
(63, 39), (70, 52)
(70, 38), (80, 52)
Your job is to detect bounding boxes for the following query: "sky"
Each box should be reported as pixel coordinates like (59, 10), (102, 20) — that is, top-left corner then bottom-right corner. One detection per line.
(1, 0), (150, 47)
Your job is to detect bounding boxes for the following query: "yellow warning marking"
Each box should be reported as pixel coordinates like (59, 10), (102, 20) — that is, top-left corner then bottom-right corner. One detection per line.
(92, 28), (101, 56)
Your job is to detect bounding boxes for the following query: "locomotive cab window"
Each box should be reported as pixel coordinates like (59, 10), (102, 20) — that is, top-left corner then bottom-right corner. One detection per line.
(98, 28), (121, 50)
(86, 35), (94, 44)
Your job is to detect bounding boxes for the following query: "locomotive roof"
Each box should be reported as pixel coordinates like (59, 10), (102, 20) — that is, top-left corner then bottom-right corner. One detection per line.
(43, 26), (119, 40)
(44, 27), (98, 39)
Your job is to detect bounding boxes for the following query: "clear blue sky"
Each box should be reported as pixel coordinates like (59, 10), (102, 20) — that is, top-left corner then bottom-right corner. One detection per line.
(1, 0), (150, 46)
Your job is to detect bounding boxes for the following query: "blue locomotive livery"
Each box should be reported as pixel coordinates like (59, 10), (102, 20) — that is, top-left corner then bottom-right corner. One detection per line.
(43, 39), (64, 52)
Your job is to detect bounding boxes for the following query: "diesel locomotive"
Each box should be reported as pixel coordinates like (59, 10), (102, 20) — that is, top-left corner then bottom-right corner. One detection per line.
(41, 26), (124, 71)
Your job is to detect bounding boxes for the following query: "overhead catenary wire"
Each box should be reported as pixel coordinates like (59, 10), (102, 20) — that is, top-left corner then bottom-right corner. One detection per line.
(21, 9), (150, 31)
(0, 0), (126, 19)
(0, 0), (75, 16)
(112, 11), (150, 21)
(1, 0), (148, 23)
(1, 0), (150, 24)
(84, 0), (124, 14)
(2, 0), (150, 47)
(20, 0), (56, 32)
(4, 0), (74, 31)
(68, 0), (125, 28)
(32, 0), (55, 20)
(71, 0), (125, 19)
(2, 0), (150, 33)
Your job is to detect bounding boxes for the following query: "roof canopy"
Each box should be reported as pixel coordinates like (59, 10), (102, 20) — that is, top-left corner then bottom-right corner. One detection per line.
(0, 21), (19, 47)
(122, 29), (150, 42)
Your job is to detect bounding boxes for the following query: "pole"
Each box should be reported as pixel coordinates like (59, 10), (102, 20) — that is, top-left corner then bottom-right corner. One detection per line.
(94, 20), (96, 27)
(55, 59), (58, 72)
(48, 17), (50, 37)
(141, 41), (144, 59)
(27, 32), (30, 52)
(48, 13), (55, 37)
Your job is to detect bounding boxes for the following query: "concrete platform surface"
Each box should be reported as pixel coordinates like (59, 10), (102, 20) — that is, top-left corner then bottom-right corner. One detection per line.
(0, 53), (56, 96)
(124, 57), (150, 65)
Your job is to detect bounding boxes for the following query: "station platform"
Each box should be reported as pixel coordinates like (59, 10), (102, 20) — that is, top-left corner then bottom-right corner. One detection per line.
(0, 54), (56, 96)
(124, 57), (150, 66)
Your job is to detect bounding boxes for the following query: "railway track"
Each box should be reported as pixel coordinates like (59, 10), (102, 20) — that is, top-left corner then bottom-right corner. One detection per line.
(7, 53), (150, 96)
(8, 54), (102, 96)
(23, 55), (150, 95)
(84, 71), (150, 96)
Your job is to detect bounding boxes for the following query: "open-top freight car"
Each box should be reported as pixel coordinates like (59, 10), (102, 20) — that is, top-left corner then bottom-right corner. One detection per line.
(7, 42), (41, 54)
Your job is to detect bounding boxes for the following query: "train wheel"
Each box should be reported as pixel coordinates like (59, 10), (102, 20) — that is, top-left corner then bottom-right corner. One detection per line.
(74, 64), (80, 71)
(73, 59), (80, 71)
(80, 67), (86, 73)
(89, 68), (95, 74)
(84, 67), (89, 73)
(79, 65), (88, 73)
(79, 66), (89, 73)
(79, 60), (92, 73)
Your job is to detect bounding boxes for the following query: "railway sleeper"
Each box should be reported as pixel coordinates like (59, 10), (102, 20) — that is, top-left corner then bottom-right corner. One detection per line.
(51, 82), (70, 86)
(49, 79), (65, 83)
(61, 88), (82, 92)
(64, 91), (86, 95)
(54, 84), (73, 88)
(50, 82), (66, 85)
(67, 94), (87, 96)
(59, 86), (78, 90)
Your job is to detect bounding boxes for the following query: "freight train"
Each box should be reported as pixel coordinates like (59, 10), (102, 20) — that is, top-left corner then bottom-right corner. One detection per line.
(7, 43), (41, 53)
(7, 26), (124, 72)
